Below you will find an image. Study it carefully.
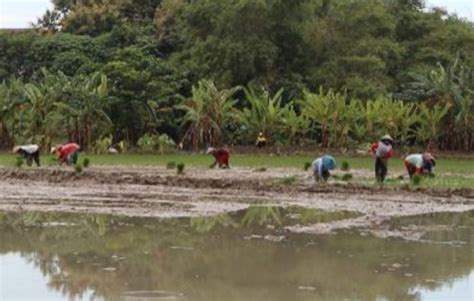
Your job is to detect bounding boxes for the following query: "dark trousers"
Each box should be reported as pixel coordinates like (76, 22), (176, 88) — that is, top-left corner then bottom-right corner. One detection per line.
(22, 151), (40, 167)
(375, 157), (387, 182)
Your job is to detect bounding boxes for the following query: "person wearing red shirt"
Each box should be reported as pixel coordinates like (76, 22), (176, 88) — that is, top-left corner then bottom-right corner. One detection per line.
(207, 147), (230, 169)
(51, 143), (81, 165)
(371, 135), (394, 183)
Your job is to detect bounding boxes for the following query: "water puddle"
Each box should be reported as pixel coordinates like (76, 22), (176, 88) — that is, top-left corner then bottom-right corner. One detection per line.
(0, 209), (473, 301)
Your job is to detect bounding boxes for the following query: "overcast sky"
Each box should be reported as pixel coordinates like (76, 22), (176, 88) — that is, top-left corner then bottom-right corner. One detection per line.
(0, 0), (473, 28)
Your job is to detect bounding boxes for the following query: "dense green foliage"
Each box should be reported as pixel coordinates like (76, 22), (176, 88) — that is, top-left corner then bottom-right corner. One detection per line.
(0, 0), (473, 150)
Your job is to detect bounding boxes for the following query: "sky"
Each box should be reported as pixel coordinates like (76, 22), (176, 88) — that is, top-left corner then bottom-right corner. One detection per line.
(0, 0), (473, 28)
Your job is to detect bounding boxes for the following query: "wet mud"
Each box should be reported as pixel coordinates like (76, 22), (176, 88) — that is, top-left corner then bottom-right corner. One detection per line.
(1, 166), (473, 237)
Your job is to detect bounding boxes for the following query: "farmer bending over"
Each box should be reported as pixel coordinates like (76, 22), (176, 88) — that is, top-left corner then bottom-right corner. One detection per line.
(405, 153), (436, 178)
(207, 147), (230, 169)
(312, 155), (336, 182)
(13, 144), (41, 167)
(371, 135), (394, 183)
(256, 132), (267, 148)
(51, 143), (81, 165)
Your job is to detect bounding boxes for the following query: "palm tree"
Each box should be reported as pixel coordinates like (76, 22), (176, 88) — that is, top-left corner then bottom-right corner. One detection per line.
(178, 79), (240, 149)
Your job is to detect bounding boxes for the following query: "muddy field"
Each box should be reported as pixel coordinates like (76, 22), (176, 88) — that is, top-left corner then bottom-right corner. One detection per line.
(1, 166), (473, 236)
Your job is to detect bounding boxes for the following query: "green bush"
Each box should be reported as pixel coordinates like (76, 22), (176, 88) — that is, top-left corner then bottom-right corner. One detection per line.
(137, 133), (176, 154)
(83, 158), (91, 168)
(177, 163), (185, 174)
(398, 175), (404, 180)
(412, 175), (422, 186)
(74, 164), (83, 174)
(166, 161), (176, 169)
(92, 135), (113, 154)
(304, 162), (312, 171)
(15, 157), (24, 168)
(342, 173), (353, 181)
(341, 161), (350, 171)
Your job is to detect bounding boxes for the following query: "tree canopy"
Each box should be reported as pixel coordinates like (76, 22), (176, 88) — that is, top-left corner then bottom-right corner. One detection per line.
(0, 0), (473, 150)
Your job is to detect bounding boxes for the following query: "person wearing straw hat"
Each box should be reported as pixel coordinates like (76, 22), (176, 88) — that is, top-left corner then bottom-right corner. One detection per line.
(255, 132), (267, 148)
(51, 143), (81, 165)
(13, 144), (41, 167)
(312, 155), (337, 182)
(207, 147), (231, 169)
(404, 153), (436, 179)
(371, 135), (394, 183)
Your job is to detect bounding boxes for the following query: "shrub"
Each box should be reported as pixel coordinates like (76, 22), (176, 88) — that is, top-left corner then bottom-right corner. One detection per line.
(74, 164), (83, 174)
(342, 173), (353, 181)
(83, 158), (91, 168)
(341, 161), (350, 171)
(177, 163), (185, 174)
(412, 175), (422, 186)
(15, 157), (24, 168)
(138, 133), (176, 154)
(304, 162), (312, 171)
(92, 135), (113, 154)
(166, 161), (176, 169)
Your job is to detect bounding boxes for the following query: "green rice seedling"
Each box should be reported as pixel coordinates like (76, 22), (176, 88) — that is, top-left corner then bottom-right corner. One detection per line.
(83, 158), (91, 168)
(177, 163), (185, 174)
(277, 176), (298, 185)
(15, 157), (24, 168)
(342, 173), (353, 181)
(166, 161), (176, 169)
(74, 164), (83, 174)
(412, 175), (422, 186)
(341, 161), (350, 171)
(304, 162), (312, 171)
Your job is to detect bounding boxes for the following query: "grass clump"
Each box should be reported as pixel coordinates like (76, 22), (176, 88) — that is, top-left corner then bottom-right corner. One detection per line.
(304, 162), (312, 171)
(74, 164), (83, 174)
(166, 161), (177, 170)
(177, 162), (185, 174)
(412, 175), (422, 186)
(15, 157), (24, 168)
(341, 161), (350, 171)
(342, 173), (353, 181)
(254, 167), (267, 172)
(83, 158), (91, 168)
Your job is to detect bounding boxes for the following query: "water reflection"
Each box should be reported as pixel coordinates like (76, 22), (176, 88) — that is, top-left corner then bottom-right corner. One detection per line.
(0, 209), (473, 301)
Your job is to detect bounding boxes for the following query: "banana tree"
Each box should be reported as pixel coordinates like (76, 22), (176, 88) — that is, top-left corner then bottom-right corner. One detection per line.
(415, 103), (451, 150)
(237, 87), (288, 145)
(178, 79), (240, 149)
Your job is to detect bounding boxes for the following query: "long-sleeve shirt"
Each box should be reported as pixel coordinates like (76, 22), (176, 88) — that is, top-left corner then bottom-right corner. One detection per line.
(371, 142), (393, 159)
(58, 143), (80, 160)
(19, 144), (39, 154)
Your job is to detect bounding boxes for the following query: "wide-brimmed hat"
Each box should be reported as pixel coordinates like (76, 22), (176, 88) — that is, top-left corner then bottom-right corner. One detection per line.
(206, 147), (216, 154)
(381, 135), (394, 142)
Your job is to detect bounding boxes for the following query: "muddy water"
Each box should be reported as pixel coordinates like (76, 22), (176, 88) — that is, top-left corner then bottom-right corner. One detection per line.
(0, 208), (473, 301)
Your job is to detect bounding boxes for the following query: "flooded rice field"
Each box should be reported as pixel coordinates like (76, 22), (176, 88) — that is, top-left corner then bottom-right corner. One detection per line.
(1, 207), (473, 301)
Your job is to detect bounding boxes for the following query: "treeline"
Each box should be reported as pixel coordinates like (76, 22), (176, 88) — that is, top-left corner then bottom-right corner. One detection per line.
(0, 0), (473, 150)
